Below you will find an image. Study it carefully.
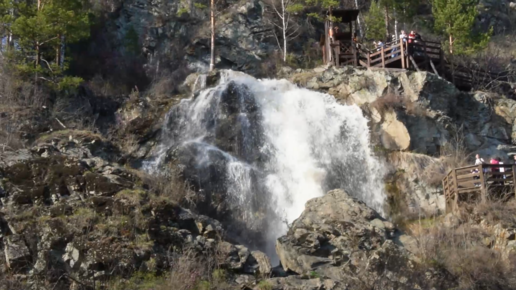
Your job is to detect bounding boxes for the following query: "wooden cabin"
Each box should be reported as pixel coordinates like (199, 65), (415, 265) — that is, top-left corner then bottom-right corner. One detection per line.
(323, 9), (359, 67)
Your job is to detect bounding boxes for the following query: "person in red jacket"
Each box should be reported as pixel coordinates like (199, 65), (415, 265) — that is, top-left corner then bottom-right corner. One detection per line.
(408, 31), (416, 43)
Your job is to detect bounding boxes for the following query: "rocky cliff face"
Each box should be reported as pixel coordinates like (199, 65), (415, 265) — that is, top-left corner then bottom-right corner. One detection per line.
(282, 65), (516, 157)
(272, 189), (456, 290)
(1, 64), (516, 289)
(280, 65), (516, 216)
(0, 131), (272, 289)
(97, 0), (282, 77)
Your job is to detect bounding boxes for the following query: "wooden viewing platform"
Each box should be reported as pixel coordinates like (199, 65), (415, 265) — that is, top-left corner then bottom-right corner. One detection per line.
(443, 164), (516, 212)
(322, 9), (514, 91)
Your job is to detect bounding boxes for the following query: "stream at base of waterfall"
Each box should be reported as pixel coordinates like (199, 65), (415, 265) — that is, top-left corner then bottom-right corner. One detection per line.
(144, 71), (387, 263)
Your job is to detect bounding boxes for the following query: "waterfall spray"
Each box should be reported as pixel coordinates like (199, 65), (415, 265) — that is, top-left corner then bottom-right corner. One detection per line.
(145, 71), (387, 260)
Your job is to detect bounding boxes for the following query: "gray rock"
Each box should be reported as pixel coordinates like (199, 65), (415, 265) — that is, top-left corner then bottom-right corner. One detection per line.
(62, 243), (82, 270)
(4, 235), (31, 269)
(275, 189), (456, 289)
(250, 250), (272, 275)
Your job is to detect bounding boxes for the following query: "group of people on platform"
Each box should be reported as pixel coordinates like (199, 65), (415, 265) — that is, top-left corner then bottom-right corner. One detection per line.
(373, 30), (424, 57)
(471, 154), (516, 187)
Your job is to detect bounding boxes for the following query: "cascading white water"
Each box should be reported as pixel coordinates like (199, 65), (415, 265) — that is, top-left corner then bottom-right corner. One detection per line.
(144, 70), (386, 260)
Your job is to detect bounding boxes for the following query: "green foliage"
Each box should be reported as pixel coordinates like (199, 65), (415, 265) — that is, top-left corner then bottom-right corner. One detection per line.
(432, 0), (491, 55)
(364, 0), (386, 41)
(123, 26), (140, 55)
(304, 0), (339, 21)
(193, 3), (207, 9)
(257, 281), (273, 290)
(177, 7), (189, 16)
(0, 0), (90, 92)
(286, 3), (305, 13)
(392, 0), (419, 23)
(195, 281), (211, 290)
(57, 76), (83, 92)
(309, 271), (320, 278)
(212, 269), (226, 282)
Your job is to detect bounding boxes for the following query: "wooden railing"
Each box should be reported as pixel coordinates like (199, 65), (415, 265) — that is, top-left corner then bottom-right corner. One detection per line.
(443, 164), (516, 212)
(331, 38), (512, 91)
(351, 39), (444, 73)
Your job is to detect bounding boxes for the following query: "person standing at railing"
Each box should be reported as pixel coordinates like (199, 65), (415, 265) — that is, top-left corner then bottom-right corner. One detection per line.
(475, 154), (485, 165)
(490, 157), (502, 185)
(472, 154), (485, 187)
(400, 30), (407, 42)
(498, 157), (506, 184)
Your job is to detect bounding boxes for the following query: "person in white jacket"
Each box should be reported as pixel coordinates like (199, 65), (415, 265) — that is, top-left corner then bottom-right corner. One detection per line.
(475, 154), (484, 165)
(473, 154), (484, 187)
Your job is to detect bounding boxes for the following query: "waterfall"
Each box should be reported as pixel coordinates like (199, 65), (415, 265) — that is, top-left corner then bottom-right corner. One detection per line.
(144, 71), (387, 259)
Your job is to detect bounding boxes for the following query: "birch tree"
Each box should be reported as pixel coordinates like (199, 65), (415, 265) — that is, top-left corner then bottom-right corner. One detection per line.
(210, 0), (215, 71)
(266, 0), (304, 62)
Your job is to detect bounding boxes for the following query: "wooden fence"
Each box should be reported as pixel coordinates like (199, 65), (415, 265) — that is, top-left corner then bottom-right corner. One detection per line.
(443, 164), (516, 212)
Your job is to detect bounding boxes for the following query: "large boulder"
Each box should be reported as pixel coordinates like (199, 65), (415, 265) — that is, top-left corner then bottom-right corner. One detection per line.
(275, 189), (456, 289)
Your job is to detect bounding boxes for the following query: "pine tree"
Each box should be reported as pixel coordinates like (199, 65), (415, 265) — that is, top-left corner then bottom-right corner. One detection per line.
(432, 0), (491, 54)
(5, 0), (90, 89)
(364, 0), (386, 42)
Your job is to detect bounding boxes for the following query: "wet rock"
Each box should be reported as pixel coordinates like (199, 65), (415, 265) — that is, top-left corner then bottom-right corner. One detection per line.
(255, 276), (333, 290)
(250, 251), (272, 275)
(275, 189), (456, 289)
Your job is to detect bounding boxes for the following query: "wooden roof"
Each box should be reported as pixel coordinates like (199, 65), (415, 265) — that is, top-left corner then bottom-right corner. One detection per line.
(326, 9), (360, 23)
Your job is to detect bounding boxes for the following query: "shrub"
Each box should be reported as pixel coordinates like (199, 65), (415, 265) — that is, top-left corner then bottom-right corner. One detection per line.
(411, 208), (516, 290)
(257, 280), (273, 290)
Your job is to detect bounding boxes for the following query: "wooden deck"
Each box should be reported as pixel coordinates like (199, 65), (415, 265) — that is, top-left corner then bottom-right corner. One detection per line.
(330, 38), (512, 90)
(443, 164), (516, 212)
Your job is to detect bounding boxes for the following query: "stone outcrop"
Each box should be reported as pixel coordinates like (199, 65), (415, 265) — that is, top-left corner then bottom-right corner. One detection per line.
(283, 65), (516, 157)
(272, 189), (456, 289)
(0, 130), (271, 289)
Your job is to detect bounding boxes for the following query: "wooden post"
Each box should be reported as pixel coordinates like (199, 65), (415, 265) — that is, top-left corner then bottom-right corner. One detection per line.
(452, 168), (459, 211)
(443, 178), (450, 213)
(512, 165), (516, 198)
(430, 60), (439, 76)
(367, 52), (370, 67)
(353, 44), (357, 66)
(424, 42), (429, 71)
(479, 164), (486, 202)
(335, 43), (340, 66)
(440, 48), (444, 76)
(381, 46), (385, 68)
(400, 39), (405, 69)
(409, 56), (420, 71)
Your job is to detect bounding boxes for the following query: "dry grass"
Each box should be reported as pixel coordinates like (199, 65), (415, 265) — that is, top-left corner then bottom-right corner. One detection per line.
(100, 249), (234, 290)
(128, 167), (199, 209)
(370, 91), (427, 118)
(409, 201), (516, 290)
(36, 129), (104, 143)
(0, 65), (47, 150)
(148, 67), (191, 98)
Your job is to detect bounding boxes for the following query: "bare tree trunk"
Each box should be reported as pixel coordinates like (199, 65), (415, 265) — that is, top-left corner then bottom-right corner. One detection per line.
(281, 0), (287, 62)
(354, 0), (364, 37)
(7, 7), (13, 49)
(56, 36), (60, 65)
(394, 8), (398, 40)
(384, 5), (390, 40)
(209, 0), (215, 71)
(60, 35), (65, 68)
(449, 34), (453, 54)
(36, 42), (40, 67)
